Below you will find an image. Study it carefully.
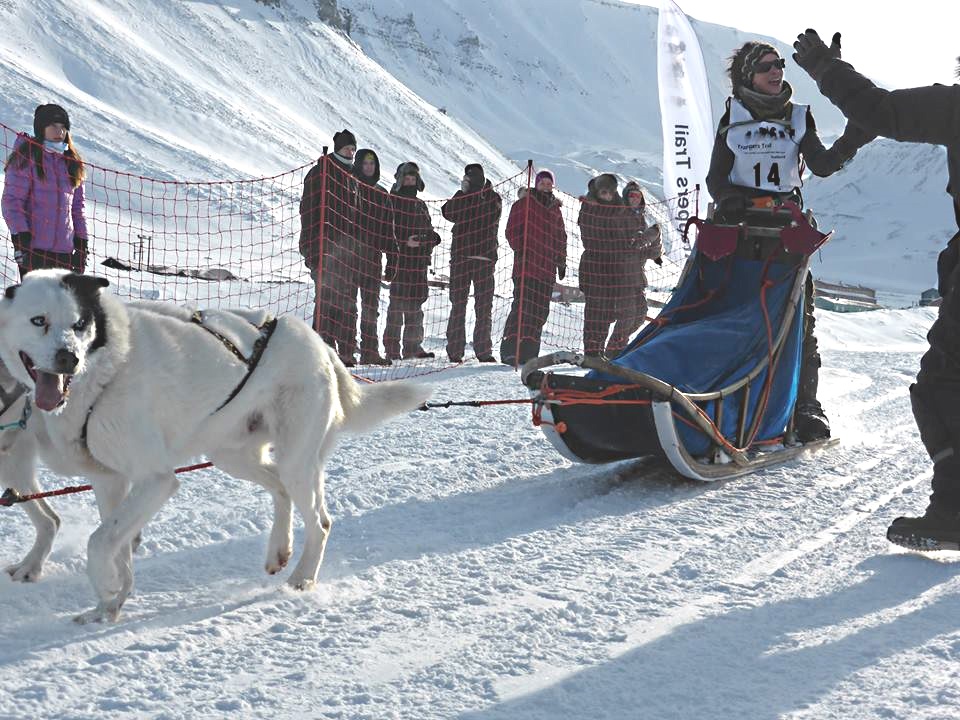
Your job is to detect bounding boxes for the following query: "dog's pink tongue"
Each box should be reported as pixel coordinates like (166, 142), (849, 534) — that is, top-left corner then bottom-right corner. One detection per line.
(34, 371), (65, 411)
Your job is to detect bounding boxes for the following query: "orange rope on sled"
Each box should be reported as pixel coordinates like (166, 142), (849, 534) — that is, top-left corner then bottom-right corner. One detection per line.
(535, 240), (801, 455)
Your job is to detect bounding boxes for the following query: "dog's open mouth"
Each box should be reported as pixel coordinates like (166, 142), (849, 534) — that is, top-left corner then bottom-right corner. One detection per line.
(19, 351), (72, 411)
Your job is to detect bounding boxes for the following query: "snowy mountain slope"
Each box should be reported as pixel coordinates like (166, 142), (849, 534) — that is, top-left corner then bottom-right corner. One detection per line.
(0, 0), (517, 189)
(804, 140), (955, 295)
(341, 0), (956, 298)
(2, 306), (957, 719)
(338, 0), (846, 190)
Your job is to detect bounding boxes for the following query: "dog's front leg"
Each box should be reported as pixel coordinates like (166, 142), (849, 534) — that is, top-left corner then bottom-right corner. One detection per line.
(3, 432), (60, 582)
(75, 472), (180, 625)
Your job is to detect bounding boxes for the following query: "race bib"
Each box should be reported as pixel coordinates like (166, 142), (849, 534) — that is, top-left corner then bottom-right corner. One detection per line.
(726, 100), (806, 193)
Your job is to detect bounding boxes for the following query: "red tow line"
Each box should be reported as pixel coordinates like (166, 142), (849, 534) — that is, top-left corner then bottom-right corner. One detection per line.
(0, 461), (215, 507)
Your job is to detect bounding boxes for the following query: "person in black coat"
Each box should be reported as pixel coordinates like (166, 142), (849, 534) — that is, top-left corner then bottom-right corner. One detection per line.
(577, 174), (643, 357)
(441, 163), (502, 362)
(383, 162), (441, 360)
(298, 129), (358, 364)
(793, 31), (960, 547)
(352, 149), (397, 366)
(706, 41), (873, 444)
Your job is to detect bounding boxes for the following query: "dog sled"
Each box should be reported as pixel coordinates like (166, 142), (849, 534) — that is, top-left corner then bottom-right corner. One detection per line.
(522, 202), (837, 481)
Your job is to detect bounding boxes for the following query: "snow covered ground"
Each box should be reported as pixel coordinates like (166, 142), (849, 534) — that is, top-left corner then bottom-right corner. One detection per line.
(2, 304), (958, 719)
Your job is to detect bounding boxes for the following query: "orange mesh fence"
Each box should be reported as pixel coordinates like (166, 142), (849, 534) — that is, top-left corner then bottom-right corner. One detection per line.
(0, 122), (693, 381)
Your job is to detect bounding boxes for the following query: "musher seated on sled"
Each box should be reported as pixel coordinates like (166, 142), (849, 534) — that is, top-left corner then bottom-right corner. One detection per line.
(706, 40), (873, 443)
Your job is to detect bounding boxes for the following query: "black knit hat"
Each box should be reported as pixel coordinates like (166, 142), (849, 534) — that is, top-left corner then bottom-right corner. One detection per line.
(333, 128), (357, 152)
(464, 163), (485, 190)
(33, 103), (70, 139)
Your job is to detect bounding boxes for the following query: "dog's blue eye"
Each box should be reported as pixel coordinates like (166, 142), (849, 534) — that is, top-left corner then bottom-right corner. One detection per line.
(73, 317), (88, 331)
(30, 316), (45, 327)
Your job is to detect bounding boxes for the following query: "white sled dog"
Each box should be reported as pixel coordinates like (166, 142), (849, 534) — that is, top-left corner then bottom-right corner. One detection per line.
(0, 270), (431, 623)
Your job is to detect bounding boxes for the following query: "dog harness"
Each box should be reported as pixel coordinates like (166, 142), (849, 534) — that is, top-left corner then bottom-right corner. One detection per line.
(0, 389), (30, 432)
(188, 311), (278, 413)
(79, 312), (279, 447)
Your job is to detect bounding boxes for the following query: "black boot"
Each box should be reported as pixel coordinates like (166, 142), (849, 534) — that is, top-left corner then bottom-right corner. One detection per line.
(794, 274), (829, 443)
(360, 350), (392, 366)
(794, 400), (830, 443)
(888, 501), (960, 551)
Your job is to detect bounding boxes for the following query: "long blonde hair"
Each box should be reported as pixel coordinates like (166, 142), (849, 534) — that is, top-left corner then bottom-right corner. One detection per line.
(4, 132), (85, 187)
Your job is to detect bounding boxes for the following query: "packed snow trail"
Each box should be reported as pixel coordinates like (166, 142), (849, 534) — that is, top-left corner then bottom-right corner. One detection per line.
(1, 309), (957, 719)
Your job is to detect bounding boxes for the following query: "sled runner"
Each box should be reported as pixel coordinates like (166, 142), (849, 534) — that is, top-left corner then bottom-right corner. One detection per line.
(522, 202), (837, 481)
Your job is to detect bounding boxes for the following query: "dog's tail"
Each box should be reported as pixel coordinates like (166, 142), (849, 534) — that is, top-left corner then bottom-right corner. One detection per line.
(334, 359), (432, 435)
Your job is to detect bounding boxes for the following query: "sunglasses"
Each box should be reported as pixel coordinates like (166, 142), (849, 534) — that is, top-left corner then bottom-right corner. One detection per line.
(754, 58), (786, 74)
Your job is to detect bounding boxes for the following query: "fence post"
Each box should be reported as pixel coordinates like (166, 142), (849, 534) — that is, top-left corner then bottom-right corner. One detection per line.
(313, 146), (329, 335)
(514, 159), (534, 369)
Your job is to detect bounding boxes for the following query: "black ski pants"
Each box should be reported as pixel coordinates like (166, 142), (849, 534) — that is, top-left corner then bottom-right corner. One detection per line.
(445, 258), (495, 360)
(500, 277), (553, 366)
(910, 230), (960, 508)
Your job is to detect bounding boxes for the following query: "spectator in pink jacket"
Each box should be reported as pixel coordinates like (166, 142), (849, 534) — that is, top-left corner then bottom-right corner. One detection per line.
(3, 104), (88, 278)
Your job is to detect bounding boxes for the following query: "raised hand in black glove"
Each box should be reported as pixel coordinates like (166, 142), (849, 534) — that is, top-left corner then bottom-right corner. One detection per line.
(792, 29), (842, 83)
(557, 265), (566, 281)
(11, 231), (31, 266)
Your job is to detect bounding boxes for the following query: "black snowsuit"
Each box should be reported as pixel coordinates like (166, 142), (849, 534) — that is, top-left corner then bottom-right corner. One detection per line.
(441, 180), (502, 360)
(811, 58), (960, 508)
(352, 149), (398, 358)
(298, 152), (357, 355)
(384, 187), (441, 358)
(706, 96), (867, 424)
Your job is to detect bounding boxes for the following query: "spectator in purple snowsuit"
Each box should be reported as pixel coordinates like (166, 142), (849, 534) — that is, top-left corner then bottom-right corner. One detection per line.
(2, 104), (88, 279)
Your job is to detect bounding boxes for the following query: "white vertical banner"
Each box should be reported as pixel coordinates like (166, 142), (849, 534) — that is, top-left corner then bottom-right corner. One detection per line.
(657, 0), (713, 255)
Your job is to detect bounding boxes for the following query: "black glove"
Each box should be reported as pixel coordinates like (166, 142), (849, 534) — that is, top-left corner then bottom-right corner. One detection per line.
(792, 30), (841, 82)
(11, 231), (31, 266)
(716, 195), (747, 223)
(557, 265), (566, 281)
(653, 256), (663, 266)
(71, 251), (87, 273)
(71, 236), (87, 273)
